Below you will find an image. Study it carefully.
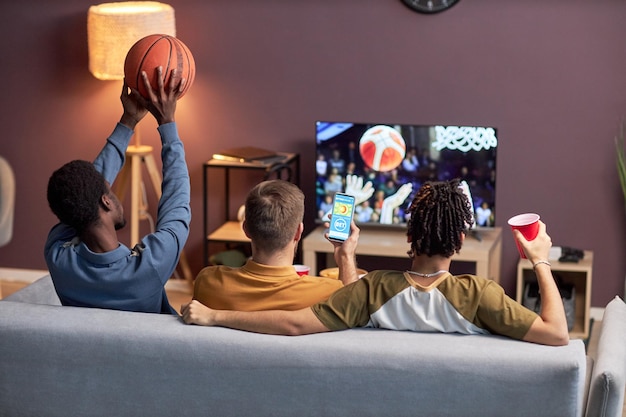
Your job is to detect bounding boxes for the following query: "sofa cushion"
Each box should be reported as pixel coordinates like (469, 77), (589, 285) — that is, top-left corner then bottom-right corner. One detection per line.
(585, 296), (626, 417)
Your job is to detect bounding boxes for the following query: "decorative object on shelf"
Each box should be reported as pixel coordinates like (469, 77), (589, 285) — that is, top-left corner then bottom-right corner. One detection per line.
(400, 0), (460, 14)
(87, 1), (175, 80)
(558, 246), (584, 263)
(212, 146), (286, 164)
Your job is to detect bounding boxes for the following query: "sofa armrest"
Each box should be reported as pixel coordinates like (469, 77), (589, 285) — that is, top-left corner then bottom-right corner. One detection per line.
(585, 296), (626, 417)
(2, 275), (61, 305)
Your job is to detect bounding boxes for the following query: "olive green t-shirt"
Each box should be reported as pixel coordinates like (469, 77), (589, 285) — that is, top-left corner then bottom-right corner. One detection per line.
(312, 271), (538, 340)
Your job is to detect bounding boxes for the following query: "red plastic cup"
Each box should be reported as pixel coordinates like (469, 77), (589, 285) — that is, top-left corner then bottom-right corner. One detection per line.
(507, 213), (540, 259)
(293, 264), (310, 276)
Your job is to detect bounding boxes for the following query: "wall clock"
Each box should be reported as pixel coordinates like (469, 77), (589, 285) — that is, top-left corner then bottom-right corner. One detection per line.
(400, 0), (460, 14)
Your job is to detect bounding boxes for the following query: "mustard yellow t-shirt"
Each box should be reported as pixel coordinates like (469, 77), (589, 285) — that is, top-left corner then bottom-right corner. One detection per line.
(194, 259), (344, 311)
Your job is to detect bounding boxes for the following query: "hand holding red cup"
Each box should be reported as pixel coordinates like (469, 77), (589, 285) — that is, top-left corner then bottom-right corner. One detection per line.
(507, 213), (540, 259)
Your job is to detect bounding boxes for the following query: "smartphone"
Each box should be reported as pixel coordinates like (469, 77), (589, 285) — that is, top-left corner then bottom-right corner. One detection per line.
(328, 193), (356, 242)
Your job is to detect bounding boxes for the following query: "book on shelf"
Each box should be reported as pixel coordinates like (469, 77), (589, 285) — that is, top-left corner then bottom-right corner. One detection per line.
(212, 146), (286, 164)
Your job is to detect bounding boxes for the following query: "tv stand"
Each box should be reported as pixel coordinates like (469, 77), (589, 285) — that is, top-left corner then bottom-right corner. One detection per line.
(302, 227), (502, 283)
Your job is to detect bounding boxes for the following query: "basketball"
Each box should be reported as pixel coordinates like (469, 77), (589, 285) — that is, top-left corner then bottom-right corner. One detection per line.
(124, 34), (196, 99)
(359, 125), (406, 172)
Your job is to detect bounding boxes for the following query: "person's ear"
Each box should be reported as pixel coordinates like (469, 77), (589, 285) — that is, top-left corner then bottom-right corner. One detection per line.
(242, 220), (252, 239)
(100, 193), (111, 211)
(294, 222), (304, 242)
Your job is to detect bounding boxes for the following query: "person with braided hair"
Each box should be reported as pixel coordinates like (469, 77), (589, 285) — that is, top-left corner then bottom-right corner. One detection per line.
(182, 180), (569, 346)
(405, 178), (474, 259)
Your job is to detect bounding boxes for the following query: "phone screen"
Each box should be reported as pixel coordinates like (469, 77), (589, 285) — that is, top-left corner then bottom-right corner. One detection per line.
(328, 193), (355, 242)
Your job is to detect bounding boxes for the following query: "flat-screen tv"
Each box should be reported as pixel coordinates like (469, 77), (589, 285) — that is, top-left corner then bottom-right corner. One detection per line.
(315, 121), (498, 229)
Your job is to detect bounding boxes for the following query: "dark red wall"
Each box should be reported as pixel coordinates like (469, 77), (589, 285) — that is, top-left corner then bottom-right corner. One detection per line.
(1, 0), (624, 306)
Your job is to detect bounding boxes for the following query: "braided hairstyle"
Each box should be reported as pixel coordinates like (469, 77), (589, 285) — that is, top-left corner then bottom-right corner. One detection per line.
(406, 178), (473, 258)
(47, 160), (108, 234)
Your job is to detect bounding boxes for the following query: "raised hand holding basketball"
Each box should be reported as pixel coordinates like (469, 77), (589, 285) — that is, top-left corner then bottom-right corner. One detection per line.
(140, 66), (184, 125)
(119, 80), (149, 130)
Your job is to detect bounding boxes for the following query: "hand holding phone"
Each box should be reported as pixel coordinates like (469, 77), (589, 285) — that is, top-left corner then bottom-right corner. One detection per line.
(328, 193), (356, 242)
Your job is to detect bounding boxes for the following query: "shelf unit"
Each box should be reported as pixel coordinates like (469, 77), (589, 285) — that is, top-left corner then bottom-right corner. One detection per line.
(515, 251), (593, 339)
(202, 153), (300, 266)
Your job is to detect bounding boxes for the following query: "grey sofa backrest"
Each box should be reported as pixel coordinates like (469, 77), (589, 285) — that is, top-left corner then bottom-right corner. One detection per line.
(585, 296), (626, 417)
(1, 275), (590, 417)
(3, 275), (61, 305)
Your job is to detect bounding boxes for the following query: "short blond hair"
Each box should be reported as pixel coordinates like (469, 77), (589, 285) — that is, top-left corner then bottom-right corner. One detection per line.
(244, 180), (304, 253)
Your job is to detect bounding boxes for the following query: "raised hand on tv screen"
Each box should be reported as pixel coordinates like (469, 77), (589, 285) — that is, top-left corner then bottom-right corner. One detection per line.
(380, 183), (413, 224)
(344, 175), (374, 205)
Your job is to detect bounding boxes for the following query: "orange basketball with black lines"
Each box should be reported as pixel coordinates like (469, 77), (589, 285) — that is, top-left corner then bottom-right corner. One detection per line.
(124, 34), (195, 99)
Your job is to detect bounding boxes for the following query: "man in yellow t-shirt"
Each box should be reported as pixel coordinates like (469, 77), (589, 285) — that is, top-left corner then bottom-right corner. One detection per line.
(193, 180), (354, 311)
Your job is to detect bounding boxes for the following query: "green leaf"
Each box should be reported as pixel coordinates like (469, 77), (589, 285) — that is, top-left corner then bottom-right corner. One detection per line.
(616, 120), (626, 211)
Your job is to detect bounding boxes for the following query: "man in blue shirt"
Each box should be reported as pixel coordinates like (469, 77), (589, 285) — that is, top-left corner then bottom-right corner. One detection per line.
(45, 67), (190, 314)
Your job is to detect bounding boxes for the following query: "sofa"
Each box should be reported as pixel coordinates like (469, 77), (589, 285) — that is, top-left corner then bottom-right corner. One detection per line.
(1, 276), (624, 417)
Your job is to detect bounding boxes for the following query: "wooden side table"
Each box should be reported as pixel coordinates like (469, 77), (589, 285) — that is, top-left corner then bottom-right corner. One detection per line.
(516, 251), (593, 339)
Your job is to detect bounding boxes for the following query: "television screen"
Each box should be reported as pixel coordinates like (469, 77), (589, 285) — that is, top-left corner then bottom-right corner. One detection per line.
(315, 121), (498, 228)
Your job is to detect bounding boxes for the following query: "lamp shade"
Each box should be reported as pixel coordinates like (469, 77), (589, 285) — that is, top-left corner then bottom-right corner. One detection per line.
(88, 1), (176, 80)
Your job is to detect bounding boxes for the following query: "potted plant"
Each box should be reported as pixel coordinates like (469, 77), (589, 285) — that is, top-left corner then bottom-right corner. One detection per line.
(617, 121), (626, 298)
(618, 121), (626, 212)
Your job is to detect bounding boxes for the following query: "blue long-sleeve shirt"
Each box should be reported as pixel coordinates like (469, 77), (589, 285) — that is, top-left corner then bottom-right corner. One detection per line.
(44, 122), (191, 314)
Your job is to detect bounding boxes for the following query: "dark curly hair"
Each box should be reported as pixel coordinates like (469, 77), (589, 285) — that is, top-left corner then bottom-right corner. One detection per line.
(47, 160), (108, 234)
(406, 179), (473, 258)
